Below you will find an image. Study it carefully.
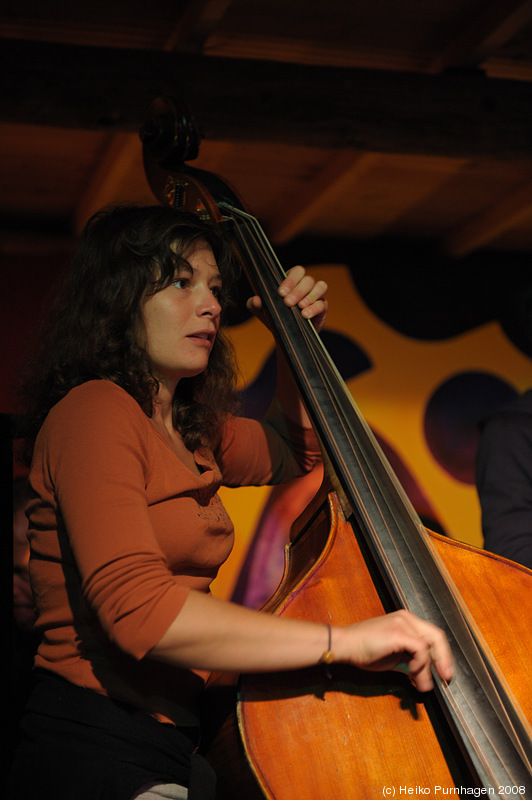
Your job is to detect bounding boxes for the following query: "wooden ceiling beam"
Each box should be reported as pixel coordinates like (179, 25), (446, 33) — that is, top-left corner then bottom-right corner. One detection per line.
(429, 0), (532, 71)
(267, 152), (381, 243)
(2, 38), (532, 161)
(444, 180), (532, 256)
(74, 133), (143, 233)
(164, 0), (236, 52)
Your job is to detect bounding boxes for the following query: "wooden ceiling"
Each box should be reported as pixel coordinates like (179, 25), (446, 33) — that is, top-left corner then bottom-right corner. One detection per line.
(2, 0), (532, 262)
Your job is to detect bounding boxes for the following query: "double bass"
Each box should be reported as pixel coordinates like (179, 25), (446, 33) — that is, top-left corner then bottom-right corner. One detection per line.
(141, 97), (532, 799)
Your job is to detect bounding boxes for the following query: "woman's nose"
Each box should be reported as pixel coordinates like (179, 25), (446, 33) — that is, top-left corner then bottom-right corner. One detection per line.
(198, 288), (221, 317)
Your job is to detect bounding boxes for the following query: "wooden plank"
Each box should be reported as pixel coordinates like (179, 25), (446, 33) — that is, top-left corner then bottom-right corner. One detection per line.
(445, 180), (532, 256)
(429, 0), (532, 70)
(2, 39), (532, 160)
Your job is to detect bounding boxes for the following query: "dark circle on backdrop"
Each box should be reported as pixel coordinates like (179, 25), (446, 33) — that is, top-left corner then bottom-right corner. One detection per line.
(424, 372), (518, 485)
(238, 330), (372, 420)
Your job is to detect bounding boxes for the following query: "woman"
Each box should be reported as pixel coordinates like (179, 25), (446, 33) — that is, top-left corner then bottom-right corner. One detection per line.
(9, 205), (453, 800)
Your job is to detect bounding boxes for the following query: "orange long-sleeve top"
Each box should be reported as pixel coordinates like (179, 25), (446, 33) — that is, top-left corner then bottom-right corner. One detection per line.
(27, 380), (321, 726)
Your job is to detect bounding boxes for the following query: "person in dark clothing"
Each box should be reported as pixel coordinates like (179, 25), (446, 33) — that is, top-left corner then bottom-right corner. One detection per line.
(476, 389), (532, 570)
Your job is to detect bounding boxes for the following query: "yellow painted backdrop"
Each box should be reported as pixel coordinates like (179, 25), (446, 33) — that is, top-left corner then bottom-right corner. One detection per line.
(212, 265), (532, 600)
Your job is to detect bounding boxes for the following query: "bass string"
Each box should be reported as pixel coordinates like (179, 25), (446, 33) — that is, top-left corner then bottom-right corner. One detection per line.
(222, 203), (430, 554)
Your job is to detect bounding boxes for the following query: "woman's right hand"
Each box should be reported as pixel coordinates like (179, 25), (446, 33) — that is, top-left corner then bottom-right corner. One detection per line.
(335, 609), (454, 693)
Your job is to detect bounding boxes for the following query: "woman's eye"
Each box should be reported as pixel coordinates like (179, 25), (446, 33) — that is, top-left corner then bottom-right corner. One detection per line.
(211, 286), (222, 298)
(172, 278), (188, 289)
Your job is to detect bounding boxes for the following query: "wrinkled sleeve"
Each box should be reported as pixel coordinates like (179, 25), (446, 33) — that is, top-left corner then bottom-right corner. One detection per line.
(476, 411), (532, 570)
(41, 383), (189, 659)
(214, 400), (322, 488)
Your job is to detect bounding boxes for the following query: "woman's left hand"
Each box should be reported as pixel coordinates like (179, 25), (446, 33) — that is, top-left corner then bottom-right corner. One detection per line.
(247, 266), (328, 333)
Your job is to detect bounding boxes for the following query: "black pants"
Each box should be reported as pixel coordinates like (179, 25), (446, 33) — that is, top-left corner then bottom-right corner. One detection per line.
(7, 671), (216, 800)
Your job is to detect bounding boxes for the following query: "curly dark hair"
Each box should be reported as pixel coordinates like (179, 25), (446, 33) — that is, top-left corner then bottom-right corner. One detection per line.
(18, 204), (241, 464)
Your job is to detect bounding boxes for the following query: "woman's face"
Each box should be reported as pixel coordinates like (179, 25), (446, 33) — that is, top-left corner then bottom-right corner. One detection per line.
(141, 241), (223, 390)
